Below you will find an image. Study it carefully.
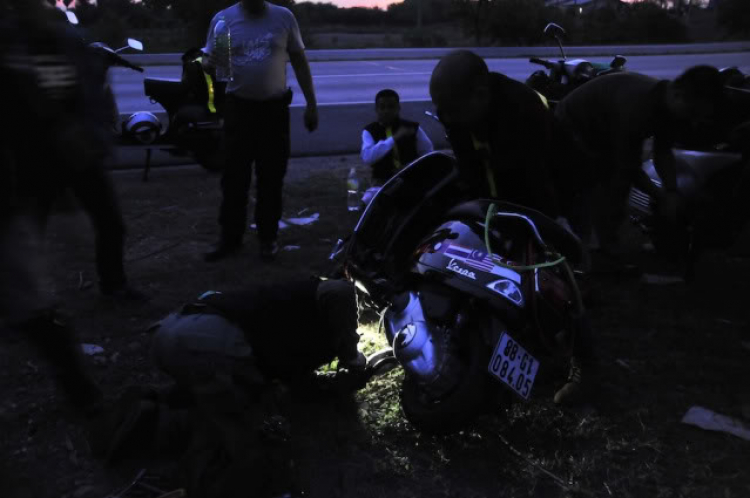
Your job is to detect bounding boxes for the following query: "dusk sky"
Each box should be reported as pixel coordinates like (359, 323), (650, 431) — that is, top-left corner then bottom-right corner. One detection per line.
(59, 0), (701, 12)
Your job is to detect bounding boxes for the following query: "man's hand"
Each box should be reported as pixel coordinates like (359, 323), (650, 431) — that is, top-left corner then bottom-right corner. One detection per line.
(200, 51), (216, 71)
(393, 126), (416, 142)
(304, 103), (318, 132)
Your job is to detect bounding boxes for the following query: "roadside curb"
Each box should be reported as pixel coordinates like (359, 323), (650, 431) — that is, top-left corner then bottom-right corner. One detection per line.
(124, 43), (750, 66)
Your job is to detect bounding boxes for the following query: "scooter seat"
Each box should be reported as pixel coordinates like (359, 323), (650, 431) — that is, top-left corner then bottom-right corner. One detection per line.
(143, 77), (182, 97)
(446, 200), (584, 265)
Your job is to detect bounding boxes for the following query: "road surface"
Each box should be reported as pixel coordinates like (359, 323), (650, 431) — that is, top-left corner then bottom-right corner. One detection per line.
(112, 52), (750, 166)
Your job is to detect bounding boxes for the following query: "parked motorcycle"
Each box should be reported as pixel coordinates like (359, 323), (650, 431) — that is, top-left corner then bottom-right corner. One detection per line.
(331, 151), (587, 433)
(120, 48), (228, 173)
(60, 8), (226, 176)
(628, 74), (750, 280)
(526, 23), (627, 104)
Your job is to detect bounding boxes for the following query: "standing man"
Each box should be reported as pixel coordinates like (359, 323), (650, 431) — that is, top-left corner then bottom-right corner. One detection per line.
(202, 0), (318, 262)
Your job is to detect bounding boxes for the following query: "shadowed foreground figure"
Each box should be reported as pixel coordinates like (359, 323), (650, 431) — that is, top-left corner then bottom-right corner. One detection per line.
(429, 50), (595, 405)
(0, 0), (113, 419)
(6, 0), (146, 302)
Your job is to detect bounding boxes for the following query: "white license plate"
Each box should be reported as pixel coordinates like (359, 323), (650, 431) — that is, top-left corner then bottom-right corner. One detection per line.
(488, 332), (539, 399)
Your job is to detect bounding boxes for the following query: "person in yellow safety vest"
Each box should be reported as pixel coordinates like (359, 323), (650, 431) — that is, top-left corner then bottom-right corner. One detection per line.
(430, 50), (596, 406)
(360, 89), (434, 205)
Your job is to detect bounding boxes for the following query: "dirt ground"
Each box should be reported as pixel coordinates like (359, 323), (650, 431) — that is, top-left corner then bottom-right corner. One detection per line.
(1, 156), (749, 498)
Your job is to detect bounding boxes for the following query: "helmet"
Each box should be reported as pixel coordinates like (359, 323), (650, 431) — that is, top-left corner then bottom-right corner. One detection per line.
(123, 111), (162, 144)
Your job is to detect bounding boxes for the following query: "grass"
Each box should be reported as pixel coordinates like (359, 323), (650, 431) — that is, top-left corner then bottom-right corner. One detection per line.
(1, 159), (749, 498)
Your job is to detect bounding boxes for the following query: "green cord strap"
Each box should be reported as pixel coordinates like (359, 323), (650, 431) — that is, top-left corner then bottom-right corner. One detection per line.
(484, 203), (566, 272)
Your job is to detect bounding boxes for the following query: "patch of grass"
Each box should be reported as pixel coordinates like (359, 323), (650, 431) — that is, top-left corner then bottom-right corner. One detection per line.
(2, 161), (750, 498)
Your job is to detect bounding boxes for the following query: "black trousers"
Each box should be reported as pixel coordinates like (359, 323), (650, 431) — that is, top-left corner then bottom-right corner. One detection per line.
(73, 165), (127, 290)
(37, 164), (127, 291)
(219, 92), (291, 245)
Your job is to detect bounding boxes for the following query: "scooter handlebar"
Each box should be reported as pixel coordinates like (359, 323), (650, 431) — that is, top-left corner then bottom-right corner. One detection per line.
(89, 44), (144, 72)
(108, 51), (144, 72)
(529, 57), (552, 68)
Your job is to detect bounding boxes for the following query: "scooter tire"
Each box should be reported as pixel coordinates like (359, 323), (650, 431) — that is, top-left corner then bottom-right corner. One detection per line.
(399, 329), (490, 434)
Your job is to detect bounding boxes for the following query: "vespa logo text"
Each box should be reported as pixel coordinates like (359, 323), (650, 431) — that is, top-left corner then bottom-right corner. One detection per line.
(446, 259), (477, 280)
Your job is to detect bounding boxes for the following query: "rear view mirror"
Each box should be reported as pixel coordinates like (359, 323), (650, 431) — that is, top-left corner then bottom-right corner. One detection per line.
(127, 39), (144, 51)
(611, 55), (627, 69)
(65, 11), (79, 25)
(544, 23), (567, 60)
(544, 23), (566, 38)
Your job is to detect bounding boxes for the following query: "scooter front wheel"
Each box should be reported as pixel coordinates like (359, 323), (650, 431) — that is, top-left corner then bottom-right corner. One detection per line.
(399, 327), (490, 434)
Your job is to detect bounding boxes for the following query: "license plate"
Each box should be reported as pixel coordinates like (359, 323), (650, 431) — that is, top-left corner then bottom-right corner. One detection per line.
(488, 332), (539, 399)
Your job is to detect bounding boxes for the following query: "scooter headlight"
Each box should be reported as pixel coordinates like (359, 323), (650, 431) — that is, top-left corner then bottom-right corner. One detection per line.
(487, 279), (524, 307)
(123, 111), (162, 145)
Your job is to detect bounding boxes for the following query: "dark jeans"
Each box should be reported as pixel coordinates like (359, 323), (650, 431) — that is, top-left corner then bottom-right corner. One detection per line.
(37, 164), (127, 291)
(220, 92), (291, 245)
(1, 217), (102, 413)
(73, 165), (127, 290)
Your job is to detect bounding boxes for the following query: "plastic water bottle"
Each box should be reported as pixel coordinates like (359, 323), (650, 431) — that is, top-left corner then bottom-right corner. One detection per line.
(346, 167), (361, 212)
(213, 16), (232, 82)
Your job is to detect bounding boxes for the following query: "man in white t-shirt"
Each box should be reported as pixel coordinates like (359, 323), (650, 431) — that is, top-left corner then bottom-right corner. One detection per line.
(202, 0), (318, 262)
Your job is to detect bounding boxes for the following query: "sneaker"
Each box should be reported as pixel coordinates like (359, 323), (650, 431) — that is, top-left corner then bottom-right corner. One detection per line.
(204, 242), (242, 262)
(339, 351), (367, 371)
(553, 357), (586, 406)
(259, 240), (279, 262)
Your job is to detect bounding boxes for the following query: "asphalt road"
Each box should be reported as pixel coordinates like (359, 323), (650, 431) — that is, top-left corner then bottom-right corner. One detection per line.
(112, 52), (750, 166)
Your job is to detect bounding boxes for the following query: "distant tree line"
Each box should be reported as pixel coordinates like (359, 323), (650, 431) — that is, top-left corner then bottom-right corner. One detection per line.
(68, 0), (749, 50)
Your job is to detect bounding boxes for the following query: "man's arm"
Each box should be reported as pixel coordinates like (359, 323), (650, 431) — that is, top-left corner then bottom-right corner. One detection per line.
(652, 136), (678, 192)
(289, 50), (316, 108)
(416, 126), (434, 156)
(289, 50), (318, 132)
(361, 130), (395, 165)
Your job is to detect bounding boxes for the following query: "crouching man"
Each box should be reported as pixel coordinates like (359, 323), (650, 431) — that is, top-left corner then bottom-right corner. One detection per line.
(151, 277), (366, 388)
(91, 277), (367, 482)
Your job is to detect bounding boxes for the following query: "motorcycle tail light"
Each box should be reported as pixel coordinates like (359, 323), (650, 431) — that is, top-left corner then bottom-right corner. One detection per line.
(487, 279), (524, 307)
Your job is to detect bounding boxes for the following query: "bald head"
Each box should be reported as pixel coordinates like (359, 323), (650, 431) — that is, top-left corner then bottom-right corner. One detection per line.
(430, 50), (489, 100)
(430, 50), (491, 129)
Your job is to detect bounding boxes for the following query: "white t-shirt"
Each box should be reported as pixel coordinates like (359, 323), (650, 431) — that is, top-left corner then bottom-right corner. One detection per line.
(204, 2), (305, 101)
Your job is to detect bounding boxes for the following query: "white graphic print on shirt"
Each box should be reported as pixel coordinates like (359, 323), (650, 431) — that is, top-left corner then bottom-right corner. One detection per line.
(233, 33), (274, 65)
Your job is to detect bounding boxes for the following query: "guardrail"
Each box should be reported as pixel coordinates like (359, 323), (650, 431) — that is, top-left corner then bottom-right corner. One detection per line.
(124, 42), (750, 66)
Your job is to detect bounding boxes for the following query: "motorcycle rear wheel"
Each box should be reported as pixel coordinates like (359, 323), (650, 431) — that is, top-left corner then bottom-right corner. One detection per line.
(399, 328), (490, 434)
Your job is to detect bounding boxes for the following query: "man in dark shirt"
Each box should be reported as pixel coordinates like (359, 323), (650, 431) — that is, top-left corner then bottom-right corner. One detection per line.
(429, 50), (592, 227)
(429, 50), (593, 405)
(555, 66), (727, 254)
